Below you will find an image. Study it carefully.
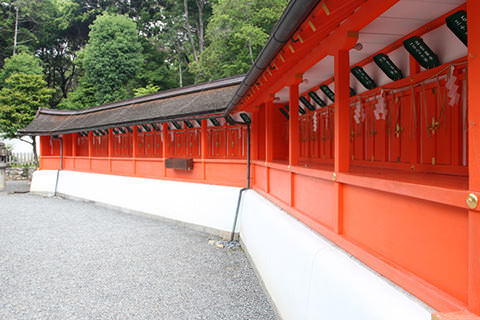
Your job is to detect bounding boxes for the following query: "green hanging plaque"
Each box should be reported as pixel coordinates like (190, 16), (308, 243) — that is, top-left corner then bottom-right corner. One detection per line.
(308, 91), (327, 107)
(403, 36), (440, 70)
(320, 85), (335, 103)
(351, 66), (377, 90)
(210, 118), (220, 127)
(446, 10), (467, 46)
(299, 96), (315, 111)
(373, 53), (404, 81)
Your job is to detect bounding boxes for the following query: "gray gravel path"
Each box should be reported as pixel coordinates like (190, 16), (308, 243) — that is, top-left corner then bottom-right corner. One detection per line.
(0, 188), (276, 320)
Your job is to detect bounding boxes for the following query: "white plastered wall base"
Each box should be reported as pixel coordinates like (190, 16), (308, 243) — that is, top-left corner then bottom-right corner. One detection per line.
(239, 190), (433, 320)
(31, 170), (241, 236)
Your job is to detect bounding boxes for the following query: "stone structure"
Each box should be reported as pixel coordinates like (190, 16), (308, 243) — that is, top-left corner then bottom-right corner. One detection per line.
(6, 167), (36, 181)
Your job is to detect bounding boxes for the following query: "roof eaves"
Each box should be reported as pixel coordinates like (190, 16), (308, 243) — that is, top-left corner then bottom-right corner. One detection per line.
(223, 0), (319, 115)
(18, 108), (228, 136)
(40, 74), (245, 117)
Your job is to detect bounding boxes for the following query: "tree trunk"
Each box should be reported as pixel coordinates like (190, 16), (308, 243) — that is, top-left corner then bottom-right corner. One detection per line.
(184, 0), (198, 62)
(179, 62), (183, 88)
(248, 40), (254, 65)
(31, 136), (39, 167)
(13, 5), (18, 55)
(196, 0), (205, 53)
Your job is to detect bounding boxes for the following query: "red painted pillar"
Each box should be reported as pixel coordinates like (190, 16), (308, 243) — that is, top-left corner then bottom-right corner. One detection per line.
(62, 134), (68, 170)
(72, 133), (77, 170)
(468, 0), (480, 315)
(334, 50), (350, 173)
(333, 49), (351, 235)
(88, 131), (93, 172)
(409, 55), (420, 167)
(132, 126), (138, 176)
(289, 81), (301, 207)
(289, 81), (300, 167)
(162, 123), (168, 177)
(250, 110), (259, 187)
(201, 119), (208, 180)
(251, 110), (259, 161)
(108, 129), (113, 173)
(39, 136), (49, 170)
(265, 100), (274, 193)
(265, 101), (274, 163)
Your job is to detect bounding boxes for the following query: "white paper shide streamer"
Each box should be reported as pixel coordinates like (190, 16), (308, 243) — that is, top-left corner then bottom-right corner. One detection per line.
(374, 90), (387, 120)
(446, 65), (460, 107)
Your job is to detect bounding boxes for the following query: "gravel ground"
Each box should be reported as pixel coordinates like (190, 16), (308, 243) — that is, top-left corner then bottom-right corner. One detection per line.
(4, 180), (30, 193)
(0, 185), (276, 320)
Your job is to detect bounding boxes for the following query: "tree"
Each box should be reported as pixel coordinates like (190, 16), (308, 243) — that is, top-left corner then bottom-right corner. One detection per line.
(133, 84), (160, 97)
(0, 73), (54, 165)
(0, 52), (43, 87)
(135, 38), (177, 90)
(0, 0), (55, 64)
(74, 13), (143, 107)
(191, 0), (287, 81)
(36, 0), (92, 107)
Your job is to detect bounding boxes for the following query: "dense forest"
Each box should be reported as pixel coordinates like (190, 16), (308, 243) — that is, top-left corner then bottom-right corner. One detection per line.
(0, 0), (288, 110)
(0, 0), (287, 155)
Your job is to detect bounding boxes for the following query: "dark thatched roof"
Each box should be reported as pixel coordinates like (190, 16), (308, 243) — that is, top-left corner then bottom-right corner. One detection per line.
(20, 75), (244, 136)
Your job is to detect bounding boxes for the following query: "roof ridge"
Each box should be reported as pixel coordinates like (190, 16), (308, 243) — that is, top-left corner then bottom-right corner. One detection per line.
(41, 74), (245, 116)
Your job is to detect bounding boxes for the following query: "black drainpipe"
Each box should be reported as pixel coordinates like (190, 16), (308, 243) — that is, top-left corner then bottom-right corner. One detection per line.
(52, 135), (63, 197)
(230, 122), (251, 241)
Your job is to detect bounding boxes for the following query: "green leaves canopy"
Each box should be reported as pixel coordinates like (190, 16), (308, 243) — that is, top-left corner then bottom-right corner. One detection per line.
(191, 0), (287, 81)
(0, 73), (54, 138)
(0, 53), (43, 87)
(81, 13), (143, 106)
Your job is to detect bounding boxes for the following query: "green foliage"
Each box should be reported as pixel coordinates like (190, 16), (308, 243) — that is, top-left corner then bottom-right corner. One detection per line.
(0, 0), (287, 111)
(134, 84), (161, 97)
(0, 73), (54, 138)
(135, 38), (177, 90)
(192, 0), (287, 81)
(75, 13), (143, 107)
(0, 53), (43, 87)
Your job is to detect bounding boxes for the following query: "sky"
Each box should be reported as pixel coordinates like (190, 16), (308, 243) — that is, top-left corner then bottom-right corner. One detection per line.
(0, 137), (38, 153)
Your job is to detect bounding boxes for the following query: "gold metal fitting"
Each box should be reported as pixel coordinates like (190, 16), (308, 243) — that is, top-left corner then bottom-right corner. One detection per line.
(467, 193), (478, 210)
(332, 172), (337, 181)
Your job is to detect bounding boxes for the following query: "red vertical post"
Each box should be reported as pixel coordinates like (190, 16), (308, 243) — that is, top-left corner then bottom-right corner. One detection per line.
(39, 136), (49, 170)
(265, 101), (274, 193)
(251, 110), (259, 161)
(289, 81), (301, 207)
(72, 133), (77, 170)
(201, 119), (208, 180)
(334, 50), (350, 173)
(265, 101), (274, 163)
(108, 129), (113, 173)
(333, 49), (351, 235)
(468, 0), (480, 315)
(62, 134), (68, 170)
(409, 55), (420, 167)
(88, 131), (93, 172)
(162, 123), (168, 177)
(250, 110), (259, 187)
(132, 126), (138, 176)
(289, 82), (300, 167)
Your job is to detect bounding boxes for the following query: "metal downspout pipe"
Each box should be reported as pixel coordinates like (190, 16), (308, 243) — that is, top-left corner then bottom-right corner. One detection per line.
(230, 123), (251, 241)
(52, 135), (63, 197)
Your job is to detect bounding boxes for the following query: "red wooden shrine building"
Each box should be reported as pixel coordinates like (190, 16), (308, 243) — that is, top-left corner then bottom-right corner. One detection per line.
(21, 0), (480, 318)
